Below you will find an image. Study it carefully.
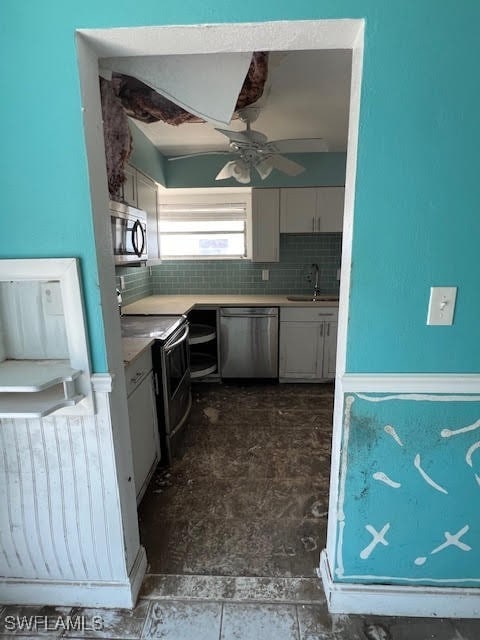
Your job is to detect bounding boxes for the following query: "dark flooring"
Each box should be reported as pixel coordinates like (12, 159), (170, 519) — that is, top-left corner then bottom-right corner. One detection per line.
(138, 381), (334, 577)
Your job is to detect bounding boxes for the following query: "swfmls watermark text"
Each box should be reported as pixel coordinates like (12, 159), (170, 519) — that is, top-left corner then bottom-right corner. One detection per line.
(3, 615), (104, 632)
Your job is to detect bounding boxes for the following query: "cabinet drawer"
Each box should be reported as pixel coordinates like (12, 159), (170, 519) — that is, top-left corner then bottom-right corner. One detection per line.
(125, 348), (153, 396)
(280, 307), (338, 323)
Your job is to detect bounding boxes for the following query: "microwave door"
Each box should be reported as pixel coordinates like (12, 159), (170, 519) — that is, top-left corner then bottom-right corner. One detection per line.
(111, 216), (127, 257)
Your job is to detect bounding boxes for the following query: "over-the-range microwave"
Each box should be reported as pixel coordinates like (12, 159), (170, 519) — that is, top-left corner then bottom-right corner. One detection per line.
(110, 200), (148, 265)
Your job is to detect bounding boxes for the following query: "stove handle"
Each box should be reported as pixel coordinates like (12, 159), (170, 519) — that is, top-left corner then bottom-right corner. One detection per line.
(165, 325), (189, 353)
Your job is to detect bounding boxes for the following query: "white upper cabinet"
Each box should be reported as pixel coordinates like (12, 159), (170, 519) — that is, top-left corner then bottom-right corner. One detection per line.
(316, 187), (345, 232)
(251, 188), (280, 262)
(280, 187), (344, 233)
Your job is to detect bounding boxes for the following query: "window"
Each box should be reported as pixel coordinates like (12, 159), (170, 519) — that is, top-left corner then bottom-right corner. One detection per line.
(158, 202), (248, 259)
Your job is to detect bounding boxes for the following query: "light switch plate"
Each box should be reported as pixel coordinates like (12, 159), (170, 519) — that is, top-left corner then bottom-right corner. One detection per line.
(262, 269), (269, 281)
(427, 286), (457, 325)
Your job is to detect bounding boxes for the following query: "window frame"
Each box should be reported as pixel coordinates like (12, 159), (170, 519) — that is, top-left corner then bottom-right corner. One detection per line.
(156, 189), (252, 261)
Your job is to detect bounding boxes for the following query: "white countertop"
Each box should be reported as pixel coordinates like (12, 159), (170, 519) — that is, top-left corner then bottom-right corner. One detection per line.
(122, 337), (155, 366)
(122, 294), (339, 316)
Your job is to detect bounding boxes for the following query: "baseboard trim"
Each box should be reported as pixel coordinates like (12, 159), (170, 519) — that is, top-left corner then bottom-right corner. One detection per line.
(320, 551), (480, 618)
(129, 545), (148, 606)
(0, 546), (147, 609)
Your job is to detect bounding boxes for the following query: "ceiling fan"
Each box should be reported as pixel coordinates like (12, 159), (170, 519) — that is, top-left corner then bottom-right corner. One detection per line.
(167, 108), (328, 184)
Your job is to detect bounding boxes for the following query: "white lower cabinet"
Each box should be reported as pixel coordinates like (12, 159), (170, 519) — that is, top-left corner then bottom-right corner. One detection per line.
(279, 307), (338, 381)
(125, 349), (160, 503)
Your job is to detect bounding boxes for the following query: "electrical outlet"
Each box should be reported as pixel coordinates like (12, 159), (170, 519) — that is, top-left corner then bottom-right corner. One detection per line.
(119, 275), (126, 290)
(336, 268), (341, 281)
(262, 269), (269, 281)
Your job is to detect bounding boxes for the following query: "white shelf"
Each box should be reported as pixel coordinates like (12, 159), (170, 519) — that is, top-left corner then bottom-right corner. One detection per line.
(0, 386), (85, 418)
(189, 323), (216, 346)
(190, 353), (217, 379)
(0, 360), (81, 392)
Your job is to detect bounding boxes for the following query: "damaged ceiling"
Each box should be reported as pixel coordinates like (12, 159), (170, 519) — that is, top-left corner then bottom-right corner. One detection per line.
(100, 49), (351, 193)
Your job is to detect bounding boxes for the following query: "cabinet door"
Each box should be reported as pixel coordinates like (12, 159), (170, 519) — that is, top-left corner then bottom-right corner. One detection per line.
(315, 187), (344, 233)
(122, 164), (137, 207)
(127, 372), (160, 501)
(280, 188), (317, 233)
(136, 170), (160, 261)
(322, 321), (338, 379)
(279, 321), (323, 378)
(251, 188), (279, 262)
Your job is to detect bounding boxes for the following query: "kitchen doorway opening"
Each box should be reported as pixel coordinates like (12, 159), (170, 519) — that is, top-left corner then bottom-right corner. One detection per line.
(77, 17), (364, 595)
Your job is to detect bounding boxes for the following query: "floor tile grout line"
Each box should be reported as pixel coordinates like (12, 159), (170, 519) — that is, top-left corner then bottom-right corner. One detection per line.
(295, 605), (302, 640)
(218, 602), (224, 640)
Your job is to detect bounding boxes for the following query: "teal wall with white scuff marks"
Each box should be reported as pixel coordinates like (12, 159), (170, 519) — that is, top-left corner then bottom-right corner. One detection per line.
(337, 394), (480, 586)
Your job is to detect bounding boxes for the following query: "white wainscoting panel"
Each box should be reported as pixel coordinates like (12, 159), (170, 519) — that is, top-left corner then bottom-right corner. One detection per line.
(0, 381), (144, 607)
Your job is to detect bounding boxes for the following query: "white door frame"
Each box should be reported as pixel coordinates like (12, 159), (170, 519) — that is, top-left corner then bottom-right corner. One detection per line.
(76, 17), (365, 596)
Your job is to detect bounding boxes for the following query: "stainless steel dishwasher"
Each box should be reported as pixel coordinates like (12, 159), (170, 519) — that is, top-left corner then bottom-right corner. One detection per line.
(219, 307), (278, 378)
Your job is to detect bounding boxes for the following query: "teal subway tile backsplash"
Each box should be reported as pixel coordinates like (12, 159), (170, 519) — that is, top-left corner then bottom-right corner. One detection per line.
(151, 234), (342, 295)
(115, 265), (152, 306)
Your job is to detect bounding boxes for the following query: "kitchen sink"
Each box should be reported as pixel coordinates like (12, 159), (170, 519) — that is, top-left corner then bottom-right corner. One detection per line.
(287, 295), (339, 302)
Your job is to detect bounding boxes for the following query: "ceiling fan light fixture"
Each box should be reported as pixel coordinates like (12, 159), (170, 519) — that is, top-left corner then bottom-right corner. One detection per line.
(215, 159), (251, 184)
(230, 159), (251, 184)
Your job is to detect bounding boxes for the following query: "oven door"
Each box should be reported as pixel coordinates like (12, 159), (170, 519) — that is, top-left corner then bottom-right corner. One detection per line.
(163, 323), (191, 434)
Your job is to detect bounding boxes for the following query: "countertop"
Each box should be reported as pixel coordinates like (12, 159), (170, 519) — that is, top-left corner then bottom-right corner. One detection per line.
(122, 294), (339, 316)
(122, 337), (154, 366)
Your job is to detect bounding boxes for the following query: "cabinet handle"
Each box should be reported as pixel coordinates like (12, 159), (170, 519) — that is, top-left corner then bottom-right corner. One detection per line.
(312, 216), (315, 232)
(154, 372), (159, 395)
(317, 216), (320, 232)
(327, 323), (330, 337)
(320, 323), (323, 337)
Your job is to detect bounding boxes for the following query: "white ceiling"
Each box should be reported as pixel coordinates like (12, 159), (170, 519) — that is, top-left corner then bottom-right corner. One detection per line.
(131, 49), (352, 157)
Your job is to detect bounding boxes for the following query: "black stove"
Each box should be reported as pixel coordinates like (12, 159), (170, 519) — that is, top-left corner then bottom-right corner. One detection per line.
(121, 315), (185, 343)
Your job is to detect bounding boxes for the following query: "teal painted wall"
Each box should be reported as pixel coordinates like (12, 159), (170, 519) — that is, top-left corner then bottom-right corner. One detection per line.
(338, 393), (480, 586)
(129, 122), (166, 186)
(2, 1), (480, 589)
(165, 152), (346, 188)
(3, 2), (479, 374)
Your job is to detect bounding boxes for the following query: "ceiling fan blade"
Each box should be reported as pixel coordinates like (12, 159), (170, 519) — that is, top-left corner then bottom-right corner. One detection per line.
(269, 138), (329, 153)
(215, 128), (252, 144)
(255, 158), (274, 180)
(168, 151), (231, 161)
(268, 154), (305, 176)
(215, 161), (237, 180)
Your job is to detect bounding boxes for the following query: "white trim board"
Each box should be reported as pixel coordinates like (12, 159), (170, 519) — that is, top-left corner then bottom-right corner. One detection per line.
(0, 547), (147, 609)
(78, 20), (364, 58)
(342, 373), (480, 393)
(320, 551), (480, 618)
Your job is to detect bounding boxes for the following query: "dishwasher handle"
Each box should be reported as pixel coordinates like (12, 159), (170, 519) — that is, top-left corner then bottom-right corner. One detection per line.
(220, 307), (278, 318)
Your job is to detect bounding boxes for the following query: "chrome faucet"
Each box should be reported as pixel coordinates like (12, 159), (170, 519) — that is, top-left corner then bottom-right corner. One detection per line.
(312, 263), (321, 300)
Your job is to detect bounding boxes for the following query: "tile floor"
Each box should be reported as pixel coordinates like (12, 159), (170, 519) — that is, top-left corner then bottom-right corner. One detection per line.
(3, 382), (480, 637)
(2, 599), (480, 639)
(139, 382), (333, 577)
